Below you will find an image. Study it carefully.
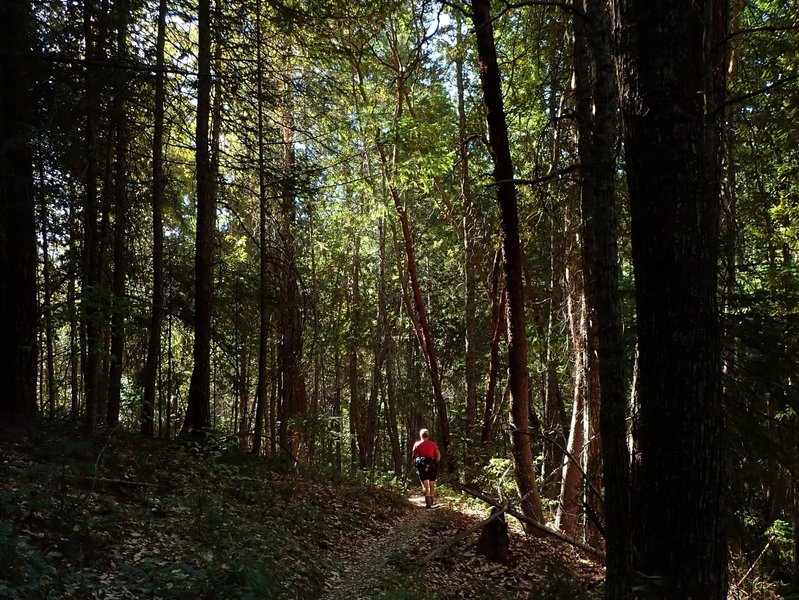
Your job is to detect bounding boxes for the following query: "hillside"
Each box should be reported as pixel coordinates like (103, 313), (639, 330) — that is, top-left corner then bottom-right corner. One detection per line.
(1, 425), (603, 599)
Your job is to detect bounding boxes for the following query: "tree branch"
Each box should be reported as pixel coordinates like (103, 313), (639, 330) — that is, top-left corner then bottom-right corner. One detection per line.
(487, 164), (579, 188)
(498, 0), (584, 18)
(716, 73), (799, 114)
(451, 482), (606, 559)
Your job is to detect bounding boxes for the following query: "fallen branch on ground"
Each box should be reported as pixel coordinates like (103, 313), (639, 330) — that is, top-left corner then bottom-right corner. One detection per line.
(65, 475), (162, 488)
(452, 482), (606, 560)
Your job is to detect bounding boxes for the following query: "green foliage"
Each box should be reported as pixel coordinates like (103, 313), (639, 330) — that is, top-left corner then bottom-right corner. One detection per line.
(0, 522), (56, 598)
(478, 458), (517, 501)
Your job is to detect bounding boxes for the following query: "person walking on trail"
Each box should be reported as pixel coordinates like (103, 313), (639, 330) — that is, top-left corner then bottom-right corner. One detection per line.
(412, 428), (441, 509)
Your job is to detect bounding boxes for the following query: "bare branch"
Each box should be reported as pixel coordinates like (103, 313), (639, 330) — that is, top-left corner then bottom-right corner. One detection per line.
(439, 0), (470, 17)
(716, 73), (799, 114)
(727, 24), (799, 41)
(486, 164), (580, 188)
(451, 482), (607, 560)
(498, 0), (585, 18)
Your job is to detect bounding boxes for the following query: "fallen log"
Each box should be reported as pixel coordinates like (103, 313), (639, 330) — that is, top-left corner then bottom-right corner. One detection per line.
(451, 482), (606, 560)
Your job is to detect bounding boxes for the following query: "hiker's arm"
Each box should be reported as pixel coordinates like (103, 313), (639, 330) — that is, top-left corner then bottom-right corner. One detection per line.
(435, 447), (441, 462)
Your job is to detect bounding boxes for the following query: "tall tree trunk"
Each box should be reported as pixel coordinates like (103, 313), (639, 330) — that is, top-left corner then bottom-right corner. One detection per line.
(614, 0), (728, 595)
(38, 139), (56, 419)
(82, 0), (103, 435)
(333, 336), (343, 472)
(385, 350), (403, 478)
(348, 236), (367, 468)
(142, 0), (168, 437)
(577, 0), (633, 593)
(572, 5), (604, 547)
(0, 0), (38, 421)
(182, 0), (215, 435)
(277, 58), (306, 459)
(471, 0), (544, 526)
(107, 0), (129, 427)
(368, 51), (453, 470)
(456, 17), (478, 449)
(252, 0), (268, 456)
(68, 196), (81, 418)
(385, 172), (453, 470)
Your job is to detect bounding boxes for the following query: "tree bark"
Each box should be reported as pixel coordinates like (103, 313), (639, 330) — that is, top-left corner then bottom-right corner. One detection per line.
(578, 0), (633, 593)
(252, 0), (268, 456)
(471, 0), (544, 526)
(107, 0), (129, 427)
(0, 0), (38, 421)
(142, 0), (168, 437)
(613, 0), (728, 595)
(481, 248), (505, 445)
(456, 16), (479, 448)
(385, 171), (453, 470)
(81, 0), (104, 435)
(556, 254), (586, 536)
(182, 0), (215, 435)
(277, 58), (306, 459)
(347, 236), (366, 469)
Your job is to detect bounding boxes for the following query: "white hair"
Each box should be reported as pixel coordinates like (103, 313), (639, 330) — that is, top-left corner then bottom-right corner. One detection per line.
(419, 428), (429, 439)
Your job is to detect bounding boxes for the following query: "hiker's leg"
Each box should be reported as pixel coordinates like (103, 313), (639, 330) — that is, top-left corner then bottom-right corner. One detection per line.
(430, 481), (436, 500)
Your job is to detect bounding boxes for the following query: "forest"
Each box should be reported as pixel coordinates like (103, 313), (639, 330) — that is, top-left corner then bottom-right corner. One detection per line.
(1, 0), (798, 597)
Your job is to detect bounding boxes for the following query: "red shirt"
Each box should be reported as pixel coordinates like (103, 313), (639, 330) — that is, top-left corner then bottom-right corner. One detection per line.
(412, 439), (439, 460)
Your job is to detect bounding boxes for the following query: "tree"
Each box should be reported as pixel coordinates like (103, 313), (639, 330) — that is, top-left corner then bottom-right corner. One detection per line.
(141, 0), (169, 437)
(0, 0), (38, 421)
(182, 0), (215, 435)
(470, 0), (544, 525)
(573, 0), (632, 593)
(107, 0), (130, 427)
(613, 0), (729, 595)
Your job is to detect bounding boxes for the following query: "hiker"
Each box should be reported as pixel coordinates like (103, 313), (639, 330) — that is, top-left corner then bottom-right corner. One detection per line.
(412, 428), (441, 508)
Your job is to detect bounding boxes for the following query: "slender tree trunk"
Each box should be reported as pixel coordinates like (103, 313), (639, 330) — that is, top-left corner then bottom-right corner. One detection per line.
(567, 0), (634, 589)
(107, 0), (129, 427)
(38, 139), (56, 419)
(385, 350), (403, 478)
(579, 0), (633, 593)
(68, 196), (81, 418)
(471, 0), (544, 525)
(556, 255), (587, 535)
(0, 0), (38, 421)
(142, 0), (168, 437)
(277, 58), (306, 459)
(385, 174), (453, 470)
(182, 0), (214, 435)
(572, 6), (604, 547)
(333, 338), (343, 472)
(348, 236), (367, 468)
(614, 0), (728, 595)
(481, 248), (505, 444)
(366, 52), (453, 470)
(251, 0), (269, 455)
(82, 0), (103, 435)
(455, 17), (478, 448)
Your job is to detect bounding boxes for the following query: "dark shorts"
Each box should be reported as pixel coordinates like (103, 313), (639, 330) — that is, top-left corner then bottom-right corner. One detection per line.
(415, 457), (438, 482)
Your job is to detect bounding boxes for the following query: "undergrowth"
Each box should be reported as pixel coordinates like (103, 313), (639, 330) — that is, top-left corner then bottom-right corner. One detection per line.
(0, 422), (407, 599)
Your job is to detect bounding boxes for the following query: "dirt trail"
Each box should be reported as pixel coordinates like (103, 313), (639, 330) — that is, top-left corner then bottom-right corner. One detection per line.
(319, 492), (604, 600)
(320, 494), (433, 599)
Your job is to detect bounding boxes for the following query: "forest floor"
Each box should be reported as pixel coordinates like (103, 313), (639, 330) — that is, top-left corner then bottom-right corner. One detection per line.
(1, 423), (604, 599)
